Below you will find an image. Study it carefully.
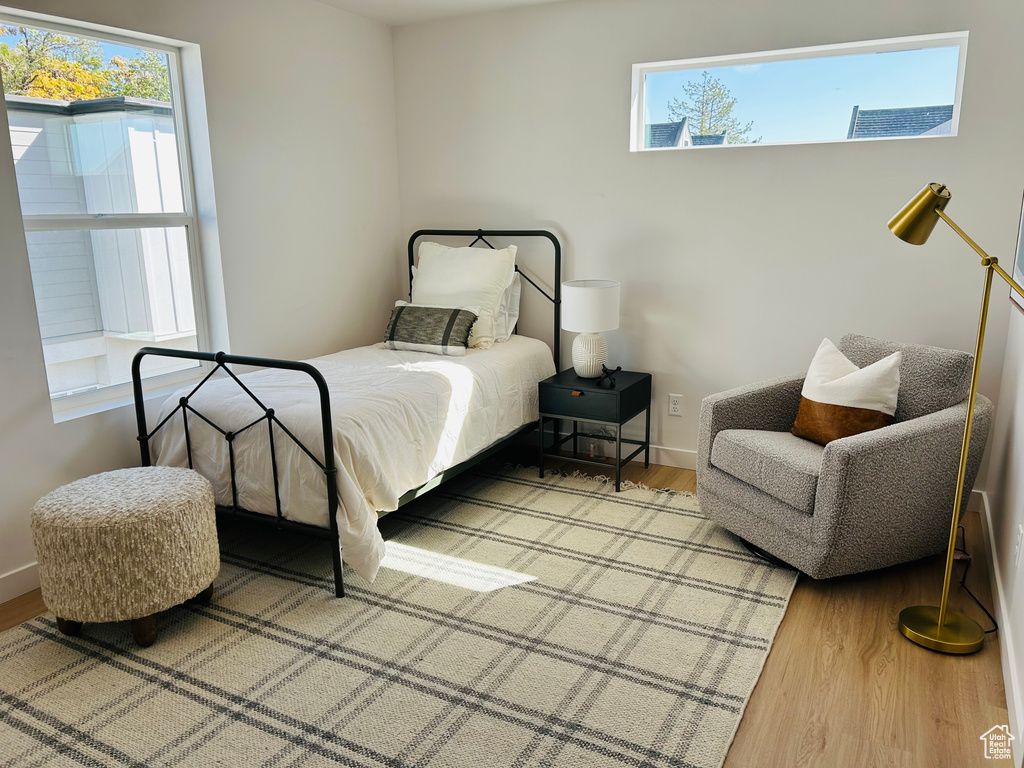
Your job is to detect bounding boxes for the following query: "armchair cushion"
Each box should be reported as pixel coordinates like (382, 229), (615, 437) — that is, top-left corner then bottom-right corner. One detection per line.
(711, 429), (824, 513)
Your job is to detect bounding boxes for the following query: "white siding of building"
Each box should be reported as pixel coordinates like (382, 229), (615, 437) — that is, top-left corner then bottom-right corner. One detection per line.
(10, 111), (102, 341)
(24, 230), (103, 339)
(7, 98), (197, 396)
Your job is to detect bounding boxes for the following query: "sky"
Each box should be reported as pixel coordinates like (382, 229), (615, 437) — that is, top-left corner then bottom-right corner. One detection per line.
(644, 46), (961, 144)
(0, 26), (159, 67)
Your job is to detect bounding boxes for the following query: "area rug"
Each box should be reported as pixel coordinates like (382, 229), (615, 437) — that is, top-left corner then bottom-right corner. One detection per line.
(0, 466), (797, 768)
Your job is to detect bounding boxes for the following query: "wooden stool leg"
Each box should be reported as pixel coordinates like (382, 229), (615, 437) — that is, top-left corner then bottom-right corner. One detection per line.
(55, 617), (82, 636)
(188, 583), (214, 606)
(131, 615), (158, 647)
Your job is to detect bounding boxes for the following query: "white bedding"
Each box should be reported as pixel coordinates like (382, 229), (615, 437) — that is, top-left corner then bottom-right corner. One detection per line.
(152, 335), (555, 583)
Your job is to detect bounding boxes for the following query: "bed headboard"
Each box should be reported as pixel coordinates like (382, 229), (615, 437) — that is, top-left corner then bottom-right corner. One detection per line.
(407, 229), (562, 367)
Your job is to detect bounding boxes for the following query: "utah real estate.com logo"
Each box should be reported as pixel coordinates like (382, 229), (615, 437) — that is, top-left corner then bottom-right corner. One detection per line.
(980, 725), (1014, 760)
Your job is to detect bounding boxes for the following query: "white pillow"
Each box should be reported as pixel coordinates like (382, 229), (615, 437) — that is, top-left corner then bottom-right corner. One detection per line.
(802, 338), (901, 414)
(394, 299), (481, 315)
(494, 272), (522, 342)
(411, 268), (520, 342)
(791, 337), (902, 445)
(412, 242), (516, 349)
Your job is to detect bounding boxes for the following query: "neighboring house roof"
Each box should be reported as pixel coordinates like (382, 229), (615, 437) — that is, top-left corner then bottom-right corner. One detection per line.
(847, 104), (954, 139)
(4, 94), (173, 117)
(691, 133), (727, 146)
(645, 119), (691, 148)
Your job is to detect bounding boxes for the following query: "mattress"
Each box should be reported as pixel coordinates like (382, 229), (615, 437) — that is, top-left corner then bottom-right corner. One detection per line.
(151, 335), (556, 583)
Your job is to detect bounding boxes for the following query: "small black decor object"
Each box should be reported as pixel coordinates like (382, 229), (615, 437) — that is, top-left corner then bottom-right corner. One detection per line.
(597, 365), (622, 388)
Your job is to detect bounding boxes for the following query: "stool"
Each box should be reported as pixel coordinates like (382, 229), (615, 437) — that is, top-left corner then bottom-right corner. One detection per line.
(31, 466), (220, 647)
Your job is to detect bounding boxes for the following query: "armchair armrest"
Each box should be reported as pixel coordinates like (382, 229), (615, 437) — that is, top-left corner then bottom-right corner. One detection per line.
(818, 397), (992, 487)
(811, 395), (993, 576)
(697, 375), (805, 474)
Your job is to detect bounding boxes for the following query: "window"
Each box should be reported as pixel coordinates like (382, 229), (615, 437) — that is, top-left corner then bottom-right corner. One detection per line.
(630, 32), (968, 151)
(1, 14), (207, 414)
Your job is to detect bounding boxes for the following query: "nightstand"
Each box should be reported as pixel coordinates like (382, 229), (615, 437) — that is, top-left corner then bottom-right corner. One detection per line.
(538, 369), (652, 491)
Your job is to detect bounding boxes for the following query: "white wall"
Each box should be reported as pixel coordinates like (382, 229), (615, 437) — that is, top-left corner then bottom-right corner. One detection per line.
(392, 0), (1024, 470)
(983, 265), (1024, 761)
(0, 0), (401, 601)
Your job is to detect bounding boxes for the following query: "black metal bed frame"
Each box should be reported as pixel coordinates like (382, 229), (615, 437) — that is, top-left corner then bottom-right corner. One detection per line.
(132, 229), (561, 598)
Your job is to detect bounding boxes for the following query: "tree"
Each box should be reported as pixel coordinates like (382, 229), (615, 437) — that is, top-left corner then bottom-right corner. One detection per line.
(0, 25), (106, 99)
(0, 25), (170, 103)
(15, 58), (107, 100)
(103, 52), (171, 101)
(667, 70), (757, 144)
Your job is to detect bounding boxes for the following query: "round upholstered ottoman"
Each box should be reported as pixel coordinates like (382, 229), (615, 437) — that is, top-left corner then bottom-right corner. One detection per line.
(31, 466), (220, 647)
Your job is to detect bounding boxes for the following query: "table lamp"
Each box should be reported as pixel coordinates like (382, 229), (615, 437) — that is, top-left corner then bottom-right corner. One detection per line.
(561, 280), (620, 378)
(888, 182), (1024, 654)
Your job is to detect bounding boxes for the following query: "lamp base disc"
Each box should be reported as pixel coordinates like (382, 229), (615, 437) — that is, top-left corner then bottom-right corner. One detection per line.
(898, 605), (984, 654)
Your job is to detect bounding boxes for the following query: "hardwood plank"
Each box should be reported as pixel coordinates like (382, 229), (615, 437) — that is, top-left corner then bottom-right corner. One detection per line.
(0, 588), (46, 633)
(721, 508), (1005, 767)
(0, 462), (1007, 768)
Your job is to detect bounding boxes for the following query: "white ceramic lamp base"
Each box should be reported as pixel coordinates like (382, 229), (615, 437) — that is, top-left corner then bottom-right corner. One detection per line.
(572, 332), (608, 378)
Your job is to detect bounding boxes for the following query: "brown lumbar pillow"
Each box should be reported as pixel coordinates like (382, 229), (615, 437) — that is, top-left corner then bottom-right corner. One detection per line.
(791, 338), (902, 446)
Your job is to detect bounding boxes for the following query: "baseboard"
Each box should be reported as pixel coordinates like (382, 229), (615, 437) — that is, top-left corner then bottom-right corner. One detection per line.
(978, 490), (1024, 767)
(0, 561), (40, 605)
(969, 488), (984, 513)
(645, 445), (696, 470)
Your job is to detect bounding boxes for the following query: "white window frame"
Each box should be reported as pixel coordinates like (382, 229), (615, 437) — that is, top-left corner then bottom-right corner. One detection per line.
(630, 31), (969, 152)
(0, 9), (212, 422)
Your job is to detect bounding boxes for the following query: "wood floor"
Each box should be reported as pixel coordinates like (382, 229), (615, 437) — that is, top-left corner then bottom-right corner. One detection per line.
(0, 463), (1007, 767)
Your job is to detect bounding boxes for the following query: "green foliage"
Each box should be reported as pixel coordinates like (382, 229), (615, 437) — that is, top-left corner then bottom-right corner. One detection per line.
(0, 25), (170, 103)
(667, 70), (758, 144)
(104, 52), (171, 101)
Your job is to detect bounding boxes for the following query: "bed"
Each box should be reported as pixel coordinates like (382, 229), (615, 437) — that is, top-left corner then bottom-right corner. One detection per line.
(132, 229), (561, 598)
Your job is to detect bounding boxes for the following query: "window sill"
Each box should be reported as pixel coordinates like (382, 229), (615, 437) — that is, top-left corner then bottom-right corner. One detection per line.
(50, 365), (206, 424)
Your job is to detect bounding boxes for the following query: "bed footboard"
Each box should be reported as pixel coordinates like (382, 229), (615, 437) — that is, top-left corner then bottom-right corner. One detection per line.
(131, 348), (344, 598)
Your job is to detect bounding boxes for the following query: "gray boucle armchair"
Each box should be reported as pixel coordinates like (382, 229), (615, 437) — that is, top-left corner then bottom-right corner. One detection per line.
(696, 334), (992, 579)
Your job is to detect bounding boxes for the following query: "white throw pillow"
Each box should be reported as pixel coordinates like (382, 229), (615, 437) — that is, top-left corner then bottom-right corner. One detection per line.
(791, 337), (902, 445)
(411, 267), (521, 342)
(412, 242), (516, 349)
(802, 338), (901, 413)
(394, 299), (481, 315)
(494, 272), (522, 342)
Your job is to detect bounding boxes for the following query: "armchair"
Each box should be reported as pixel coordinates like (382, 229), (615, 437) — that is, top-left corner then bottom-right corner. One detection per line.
(696, 334), (992, 578)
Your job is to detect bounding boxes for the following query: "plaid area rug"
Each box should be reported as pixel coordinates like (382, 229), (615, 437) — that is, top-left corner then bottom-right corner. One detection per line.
(0, 466), (797, 768)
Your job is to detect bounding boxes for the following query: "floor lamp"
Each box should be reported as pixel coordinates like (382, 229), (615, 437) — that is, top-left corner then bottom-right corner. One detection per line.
(888, 182), (1024, 654)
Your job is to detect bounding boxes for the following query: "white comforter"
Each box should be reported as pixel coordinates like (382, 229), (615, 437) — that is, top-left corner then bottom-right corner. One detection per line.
(152, 336), (555, 583)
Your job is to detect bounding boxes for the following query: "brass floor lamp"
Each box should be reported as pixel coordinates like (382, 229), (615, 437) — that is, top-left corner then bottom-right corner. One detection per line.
(888, 182), (1024, 654)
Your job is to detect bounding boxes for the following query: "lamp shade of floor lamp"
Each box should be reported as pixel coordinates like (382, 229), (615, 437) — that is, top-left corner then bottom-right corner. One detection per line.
(561, 280), (620, 378)
(888, 182), (1024, 654)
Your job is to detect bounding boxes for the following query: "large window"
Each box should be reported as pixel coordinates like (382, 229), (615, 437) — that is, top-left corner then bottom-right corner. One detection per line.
(1, 15), (206, 413)
(631, 32), (968, 151)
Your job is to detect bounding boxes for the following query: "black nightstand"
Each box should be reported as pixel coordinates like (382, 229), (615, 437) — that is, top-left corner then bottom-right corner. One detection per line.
(538, 369), (652, 491)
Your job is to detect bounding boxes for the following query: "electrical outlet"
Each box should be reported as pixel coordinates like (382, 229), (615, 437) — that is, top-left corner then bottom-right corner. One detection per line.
(1015, 525), (1024, 569)
(668, 394), (683, 416)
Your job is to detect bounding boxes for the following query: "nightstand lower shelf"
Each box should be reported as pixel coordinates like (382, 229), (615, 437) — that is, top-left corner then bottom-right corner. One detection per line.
(538, 414), (650, 492)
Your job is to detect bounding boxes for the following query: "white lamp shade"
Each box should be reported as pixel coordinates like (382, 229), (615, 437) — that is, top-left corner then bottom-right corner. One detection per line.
(561, 280), (620, 333)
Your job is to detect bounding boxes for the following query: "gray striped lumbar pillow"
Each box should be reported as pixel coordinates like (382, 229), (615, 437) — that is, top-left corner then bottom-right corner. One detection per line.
(384, 302), (479, 356)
